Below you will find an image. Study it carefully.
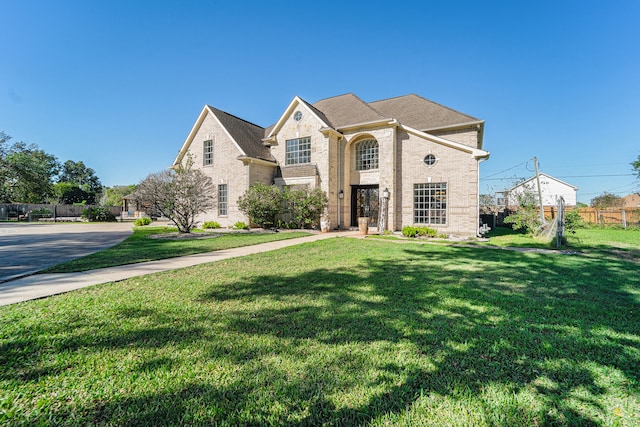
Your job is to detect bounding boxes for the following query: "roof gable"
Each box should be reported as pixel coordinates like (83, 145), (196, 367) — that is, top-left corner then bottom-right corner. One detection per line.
(510, 173), (578, 191)
(264, 96), (332, 140)
(174, 105), (272, 166)
(369, 94), (480, 130)
(207, 106), (272, 161)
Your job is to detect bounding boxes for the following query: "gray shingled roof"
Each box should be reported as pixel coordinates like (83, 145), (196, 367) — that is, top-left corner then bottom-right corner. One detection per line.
(369, 94), (480, 130)
(227, 93), (480, 149)
(312, 93), (386, 128)
(207, 106), (274, 161)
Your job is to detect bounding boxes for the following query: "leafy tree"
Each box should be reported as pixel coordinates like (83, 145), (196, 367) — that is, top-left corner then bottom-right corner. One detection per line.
(237, 183), (283, 229)
(590, 192), (623, 208)
(53, 182), (92, 204)
(57, 160), (102, 204)
(0, 131), (12, 201)
(283, 186), (328, 229)
(632, 154), (640, 179)
(136, 158), (215, 233)
(3, 141), (60, 203)
(101, 184), (136, 207)
(503, 190), (541, 235)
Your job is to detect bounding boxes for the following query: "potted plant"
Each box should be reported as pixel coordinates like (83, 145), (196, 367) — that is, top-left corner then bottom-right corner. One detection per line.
(357, 195), (369, 235)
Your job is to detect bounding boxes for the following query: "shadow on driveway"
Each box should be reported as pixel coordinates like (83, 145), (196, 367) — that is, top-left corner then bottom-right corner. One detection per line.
(0, 222), (133, 282)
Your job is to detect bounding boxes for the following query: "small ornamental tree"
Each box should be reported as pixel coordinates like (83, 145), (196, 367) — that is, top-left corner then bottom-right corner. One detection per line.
(503, 190), (541, 235)
(237, 183), (283, 229)
(136, 158), (215, 233)
(283, 186), (328, 229)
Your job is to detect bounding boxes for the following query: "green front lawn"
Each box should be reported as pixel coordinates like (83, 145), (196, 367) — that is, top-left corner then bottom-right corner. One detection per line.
(43, 226), (312, 273)
(2, 234), (638, 425)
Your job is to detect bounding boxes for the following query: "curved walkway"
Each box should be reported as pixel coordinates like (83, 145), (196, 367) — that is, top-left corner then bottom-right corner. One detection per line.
(0, 231), (352, 306)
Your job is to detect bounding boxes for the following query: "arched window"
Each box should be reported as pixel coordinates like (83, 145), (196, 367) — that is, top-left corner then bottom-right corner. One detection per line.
(355, 139), (378, 170)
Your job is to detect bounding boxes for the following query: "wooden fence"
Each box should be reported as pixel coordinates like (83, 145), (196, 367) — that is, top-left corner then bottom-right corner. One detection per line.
(569, 207), (640, 227)
(482, 206), (640, 229)
(542, 206), (640, 226)
(0, 203), (122, 222)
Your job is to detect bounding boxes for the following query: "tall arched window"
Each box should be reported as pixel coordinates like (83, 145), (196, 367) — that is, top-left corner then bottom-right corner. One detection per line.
(355, 139), (379, 170)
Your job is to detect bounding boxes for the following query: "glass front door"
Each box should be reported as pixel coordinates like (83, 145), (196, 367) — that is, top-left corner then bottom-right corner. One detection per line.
(351, 185), (379, 227)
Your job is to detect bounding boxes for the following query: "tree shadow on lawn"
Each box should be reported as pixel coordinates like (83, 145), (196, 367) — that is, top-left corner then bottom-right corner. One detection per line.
(2, 240), (639, 425)
(196, 243), (640, 425)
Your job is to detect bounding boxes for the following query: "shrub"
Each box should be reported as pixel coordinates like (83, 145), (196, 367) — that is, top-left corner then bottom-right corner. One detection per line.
(402, 226), (439, 238)
(563, 209), (585, 234)
(503, 192), (541, 235)
(29, 208), (51, 220)
(238, 184), (329, 230)
(237, 183), (283, 229)
(202, 221), (221, 229)
(233, 221), (249, 230)
(283, 186), (328, 229)
(81, 206), (116, 222)
(134, 217), (152, 226)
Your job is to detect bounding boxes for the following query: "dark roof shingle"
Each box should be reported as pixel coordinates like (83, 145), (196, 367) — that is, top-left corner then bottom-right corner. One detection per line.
(312, 93), (385, 128)
(208, 106), (274, 161)
(369, 94), (480, 130)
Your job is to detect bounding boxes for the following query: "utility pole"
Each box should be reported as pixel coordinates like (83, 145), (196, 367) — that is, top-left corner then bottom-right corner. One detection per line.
(533, 156), (545, 224)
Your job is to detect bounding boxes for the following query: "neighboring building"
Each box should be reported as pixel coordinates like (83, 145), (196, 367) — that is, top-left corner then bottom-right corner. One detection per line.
(621, 193), (640, 208)
(173, 93), (490, 236)
(498, 173), (578, 208)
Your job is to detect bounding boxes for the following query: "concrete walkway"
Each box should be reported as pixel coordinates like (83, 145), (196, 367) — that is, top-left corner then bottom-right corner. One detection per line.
(0, 231), (355, 306)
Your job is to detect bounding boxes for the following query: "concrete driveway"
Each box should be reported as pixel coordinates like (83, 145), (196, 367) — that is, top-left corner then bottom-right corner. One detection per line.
(0, 222), (134, 282)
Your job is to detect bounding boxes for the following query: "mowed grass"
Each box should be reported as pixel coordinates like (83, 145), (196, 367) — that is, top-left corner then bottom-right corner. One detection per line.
(479, 226), (640, 253)
(2, 235), (639, 425)
(43, 226), (312, 273)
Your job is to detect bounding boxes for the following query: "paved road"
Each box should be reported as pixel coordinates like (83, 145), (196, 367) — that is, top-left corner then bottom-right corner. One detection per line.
(0, 222), (134, 282)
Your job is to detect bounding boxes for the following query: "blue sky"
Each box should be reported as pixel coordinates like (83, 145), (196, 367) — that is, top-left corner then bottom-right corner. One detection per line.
(1, 0), (638, 204)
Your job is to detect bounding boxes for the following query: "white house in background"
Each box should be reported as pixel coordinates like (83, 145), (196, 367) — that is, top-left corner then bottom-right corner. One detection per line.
(498, 173), (578, 207)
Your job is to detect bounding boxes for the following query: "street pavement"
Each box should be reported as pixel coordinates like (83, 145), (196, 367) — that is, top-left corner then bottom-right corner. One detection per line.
(0, 230), (354, 306)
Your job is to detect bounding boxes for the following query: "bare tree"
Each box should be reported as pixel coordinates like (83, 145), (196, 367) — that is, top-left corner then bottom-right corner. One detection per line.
(136, 158), (216, 233)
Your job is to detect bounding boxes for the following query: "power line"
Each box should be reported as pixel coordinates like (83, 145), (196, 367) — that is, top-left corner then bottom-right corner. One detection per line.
(481, 161), (529, 179)
(481, 173), (635, 181)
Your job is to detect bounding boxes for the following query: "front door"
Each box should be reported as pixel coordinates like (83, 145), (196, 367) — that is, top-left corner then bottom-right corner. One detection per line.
(351, 185), (379, 227)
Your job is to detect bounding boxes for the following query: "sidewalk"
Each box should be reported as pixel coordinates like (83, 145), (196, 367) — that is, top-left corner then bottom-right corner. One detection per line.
(0, 231), (355, 306)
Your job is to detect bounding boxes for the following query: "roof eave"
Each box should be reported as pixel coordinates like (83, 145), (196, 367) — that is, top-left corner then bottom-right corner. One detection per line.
(399, 124), (490, 159)
(421, 120), (485, 150)
(173, 105), (211, 167)
(236, 155), (278, 166)
(336, 118), (397, 133)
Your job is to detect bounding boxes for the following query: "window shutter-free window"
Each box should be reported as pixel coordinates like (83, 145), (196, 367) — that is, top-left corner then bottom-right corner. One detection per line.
(218, 184), (227, 216)
(355, 139), (379, 170)
(414, 183), (447, 224)
(203, 140), (213, 166)
(285, 137), (311, 165)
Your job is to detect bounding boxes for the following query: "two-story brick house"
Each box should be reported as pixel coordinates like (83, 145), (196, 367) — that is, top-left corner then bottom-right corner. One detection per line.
(173, 93), (489, 236)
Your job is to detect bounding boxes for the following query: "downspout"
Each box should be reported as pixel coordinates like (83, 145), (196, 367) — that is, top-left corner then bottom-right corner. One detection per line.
(477, 156), (489, 237)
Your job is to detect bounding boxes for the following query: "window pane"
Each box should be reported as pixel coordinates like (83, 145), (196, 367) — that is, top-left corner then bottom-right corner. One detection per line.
(203, 140), (213, 166)
(218, 184), (227, 216)
(413, 183), (447, 225)
(355, 139), (379, 170)
(285, 137), (311, 165)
